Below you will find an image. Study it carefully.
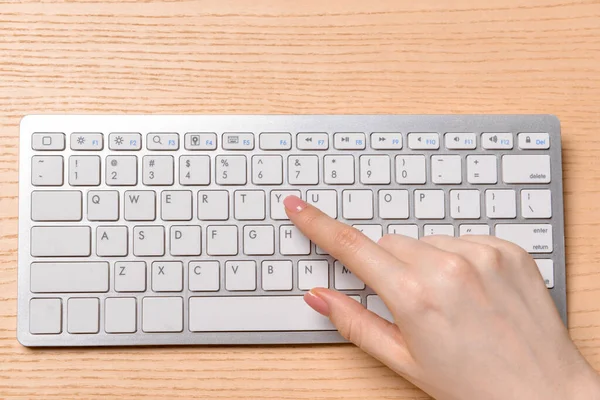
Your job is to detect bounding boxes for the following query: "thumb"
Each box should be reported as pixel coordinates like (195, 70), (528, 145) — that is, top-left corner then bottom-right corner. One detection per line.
(305, 288), (414, 373)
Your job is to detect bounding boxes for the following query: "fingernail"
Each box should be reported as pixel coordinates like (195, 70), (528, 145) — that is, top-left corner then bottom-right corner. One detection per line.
(283, 195), (307, 213)
(304, 289), (330, 316)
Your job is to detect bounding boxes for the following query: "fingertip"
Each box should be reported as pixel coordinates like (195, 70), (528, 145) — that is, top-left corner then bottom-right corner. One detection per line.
(304, 289), (330, 316)
(283, 195), (308, 214)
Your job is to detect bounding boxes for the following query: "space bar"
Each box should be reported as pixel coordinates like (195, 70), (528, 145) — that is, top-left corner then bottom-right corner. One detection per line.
(189, 296), (359, 332)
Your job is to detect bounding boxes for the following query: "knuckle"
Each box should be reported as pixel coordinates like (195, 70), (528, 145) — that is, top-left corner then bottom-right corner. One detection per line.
(333, 226), (363, 254)
(377, 233), (395, 247)
(441, 254), (472, 279)
(337, 311), (365, 349)
(400, 277), (438, 314)
(477, 245), (503, 268)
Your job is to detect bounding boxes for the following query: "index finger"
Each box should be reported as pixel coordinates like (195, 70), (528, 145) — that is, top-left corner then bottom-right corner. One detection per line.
(283, 195), (406, 293)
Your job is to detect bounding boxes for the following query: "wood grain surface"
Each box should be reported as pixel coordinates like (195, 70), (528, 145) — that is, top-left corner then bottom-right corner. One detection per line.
(1, 0), (600, 399)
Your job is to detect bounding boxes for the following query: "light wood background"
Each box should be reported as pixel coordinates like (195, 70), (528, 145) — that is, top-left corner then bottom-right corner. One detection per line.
(1, 0), (600, 399)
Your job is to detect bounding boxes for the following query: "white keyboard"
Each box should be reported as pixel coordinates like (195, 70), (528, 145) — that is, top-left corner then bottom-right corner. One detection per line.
(17, 115), (566, 347)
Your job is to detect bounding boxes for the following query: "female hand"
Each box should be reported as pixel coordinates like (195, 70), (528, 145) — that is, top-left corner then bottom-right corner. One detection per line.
(284, 196), (600, 400)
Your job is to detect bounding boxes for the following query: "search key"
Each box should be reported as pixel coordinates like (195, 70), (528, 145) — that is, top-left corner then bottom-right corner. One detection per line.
(147, 132), (179, 150)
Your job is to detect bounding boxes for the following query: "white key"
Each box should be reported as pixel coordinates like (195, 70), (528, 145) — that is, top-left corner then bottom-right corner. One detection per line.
(262, 261), (293, 291)
(170, 226), (201, 256)
(307, 190), (337, 218)
(184, 132), (217, 150)
(207, 225), (238, 255)
(133, 226), (165, 256)
(388, 224), (419, 239)
(32, 156), (63, 186)
(32, 133), (65, 151)
(298, 260), (329, 290)
(252, 155), (283, 185)
(30, 262), (108, 293)
(535, 259), (554, 288)
(324, 155), (354, 184)
(234, 190), (265, 220)
(189, 296), (359, 332)
(518, 133), (550, 150)
(31, 191), (81, 221)
(459, 224), (491, 236)
(486, 190), (516, 218)
(379, 190), (409, 219)
(352, 225), (382, 242)
(29, 298), (62, 334)
(146, 132), (179, 150)
(142, 297), (183, 332)
(450, 190), (480, 219)
(270, 190), (301, 220)
(67, 298), (99, 334)
(105, 298), (136, 333)
(502, 155), (551, 184)
(432, 155), (462, 184)
(31, 226), (90, 257)
(482, 132), (513, 149)
(69, 156), (100, 186)
(395, 155), (426, 184)
(222, 133), (254, 150)
(495, 224), (553, 253)
(280, 225), (310, 255)
(424, 224), (455, 236)
(370, 132), (402, 149)
(225, 261), (256, 291)
(467, 155), (497, 184)
(414, 190), (445, 219)
(70, 132), (103, 150)
(367, 295), (393, 323)
(521, 190), (552, 219)
(96, 226), (128, 256)
(445, 132), (476, 150)
(109, 133), (141, 150)
(189, 261), (220, 291)
(143, 155), (174, 186)
(243, 225), (274, 255)
(114, 262), (146, 292)
(198, 190), (229, 220)
(179, 155), (210, 185)
(106, 155), (137, 186)
(152, 261), (183, 292)
(334, 132), (366, 150)
(334, 261), (365, 290)
(161, 190), (192, 221)
(87, 191), (119, 221)
(288, 155), (319, 185)
(216, 155), (247, 185)
(360, 155), (391, 184)
(408, 133), (439, 149)
(342, 190), (373, 220)
(297, 133), (328, 150)
(124, 191), (155, 221)
(259, 132), (292, 150)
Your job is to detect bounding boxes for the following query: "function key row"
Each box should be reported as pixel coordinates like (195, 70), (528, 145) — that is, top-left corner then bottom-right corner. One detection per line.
(31, 131), (551, 152)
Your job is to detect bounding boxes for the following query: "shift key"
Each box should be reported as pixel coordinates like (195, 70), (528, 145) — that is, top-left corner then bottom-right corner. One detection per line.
(31, 226), (91, 256)
(495, 224), (553, 253)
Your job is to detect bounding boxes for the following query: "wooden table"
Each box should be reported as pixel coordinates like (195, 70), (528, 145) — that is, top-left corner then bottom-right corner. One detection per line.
(1, 0), (599, 398)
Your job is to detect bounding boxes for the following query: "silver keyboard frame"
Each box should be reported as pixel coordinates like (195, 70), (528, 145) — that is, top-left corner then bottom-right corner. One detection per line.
(17, 114), (566, 347)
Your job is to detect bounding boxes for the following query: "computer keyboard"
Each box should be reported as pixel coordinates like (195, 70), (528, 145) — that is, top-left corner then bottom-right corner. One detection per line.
(17, 115), (566, 347)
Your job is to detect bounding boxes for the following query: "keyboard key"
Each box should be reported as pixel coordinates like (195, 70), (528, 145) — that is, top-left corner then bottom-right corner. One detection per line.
(342, 190), (373, 220)
(379, 190), (409, 219)
(67, 298), (99, 334)
(388, 224), (419, 238)
(535, 259), (554, 288)
(252, 155), (283, 185)
(482, 132), (513, 149)
(352, 224), (382, 242)
(124, 191), (156, 221)
(243, 225), (275, 255)
(234, 190), (265, 220)
(147, 132), (179, 150)
(297, 133), (328, 150)
(324, 155), (354, 184)
(414, 190), (445, 219)
(29, 298), (62, 334)
(408, 133), (439, 149)
(184, 132), (217, 150)
(450, 190), (480, 219)
(445, 132), (476, 150)
(459, 224), (491, 236)
(486, 190), (516, 218)
(32, 133), (65, 151)
(179, 155), (210, 185)
(222, 133), (254, 150)
(298, 260), (329, 290)
(143, 155), (174, 186)
(69, 156), (101, 186)
(133, 226), (165, 256)
(467, 155), (497, 184)
(225, 261), (256, 291)
(270, 190), (301, 220)
(70, 133), (103, 151)
(114, 262), (146, 292)
(109, 133), (141, 150)
(288, 155), (319, 185)
(216, 155), (247, 185)
(207, 225), (238, 255)
(370, 132), (402, 150)
(366, 295), (393, 322)
(87, 191), (119, 221)
(495, 224), (553, 253)
(32, 156), (63, 186)
(424, 224), (455, 236)
(189, 261), (220, 291)
(161, 190), (192, 221)
(334, 133), (366, 150)
(106, 155), (137, 186)
(31, 191), (82, 221)
(30, 262), (108, 293)
(198, 190), (229, 220)
(31, 226), (91, 257)
(105, 298), (137, 333)
(334, 261), (365, 290)
(142, 297), (183, 332)
(152, 261), (183, 292)
(307, 190), (337, 218)
(96, 226), (128, 256)
(432, 155), (462, 184)
(395, 155), (426, 184)
(170, 226), (201, 256)
(502, 155), (551, 184)
(262, 261), (293, 291)
(521, 190), (552, 219)
(259, 132), (292, 150)
(360, 155), (391, 184)
(518, 133), (550, 149)
(280, 225), (310, 255)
